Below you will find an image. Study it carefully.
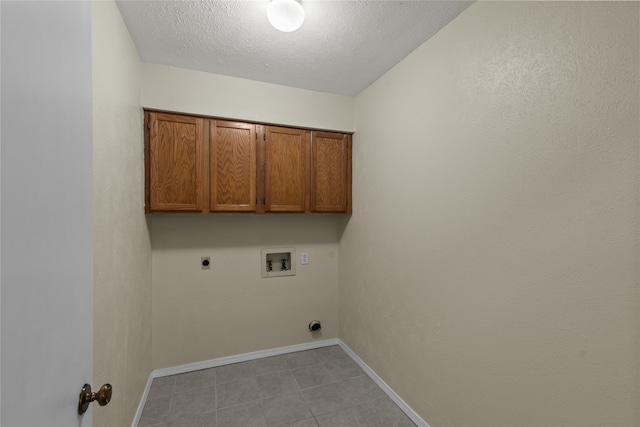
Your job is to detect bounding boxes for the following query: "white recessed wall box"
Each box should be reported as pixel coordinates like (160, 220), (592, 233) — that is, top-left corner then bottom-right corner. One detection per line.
(261, 247), (296, 278)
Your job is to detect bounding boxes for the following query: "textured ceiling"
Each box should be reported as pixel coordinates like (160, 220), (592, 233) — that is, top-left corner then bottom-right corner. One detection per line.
(116, 1), (472, 96)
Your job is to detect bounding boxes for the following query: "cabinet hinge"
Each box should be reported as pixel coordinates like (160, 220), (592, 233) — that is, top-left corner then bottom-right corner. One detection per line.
(263, 133), (266, 141)
(147, 121), (150, 130)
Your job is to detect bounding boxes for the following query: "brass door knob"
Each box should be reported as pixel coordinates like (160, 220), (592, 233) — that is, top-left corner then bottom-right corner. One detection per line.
(78, 383), (112, 415)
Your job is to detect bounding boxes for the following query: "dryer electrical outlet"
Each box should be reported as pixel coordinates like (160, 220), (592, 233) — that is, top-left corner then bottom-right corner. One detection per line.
(261, 247), (296, 278)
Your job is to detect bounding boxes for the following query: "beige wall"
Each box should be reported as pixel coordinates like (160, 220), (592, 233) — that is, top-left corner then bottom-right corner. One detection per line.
(341, 2), (639, 426)
(92, 2), (152, 426)
(143, 61), (353, 370)
(142, 62), (354, 132)
(151, 215), (340, 369)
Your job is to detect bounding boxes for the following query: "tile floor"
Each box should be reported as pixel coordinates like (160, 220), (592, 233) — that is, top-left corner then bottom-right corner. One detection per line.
(138, 345), (417, 427)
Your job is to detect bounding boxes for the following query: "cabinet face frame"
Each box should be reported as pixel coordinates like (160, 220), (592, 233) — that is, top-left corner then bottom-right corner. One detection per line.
(209, 120), (257, 212)
(310, 131), (351, 213)
(147, 112), (204, 212)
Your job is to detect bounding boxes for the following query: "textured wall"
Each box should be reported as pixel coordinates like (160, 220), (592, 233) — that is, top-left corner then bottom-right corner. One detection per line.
(143, 56), (351, 370)
(151, 215), (340, 369)
(341, 2), (639, 426)
(92, 2), (152, 426)
(142, 63), (355, 132)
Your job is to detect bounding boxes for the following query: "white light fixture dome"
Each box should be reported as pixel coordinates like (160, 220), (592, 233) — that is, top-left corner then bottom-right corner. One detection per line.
(267, 0), (305, 33)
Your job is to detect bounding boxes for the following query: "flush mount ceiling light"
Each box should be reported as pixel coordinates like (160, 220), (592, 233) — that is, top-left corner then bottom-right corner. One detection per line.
(267, 0), (305, 32)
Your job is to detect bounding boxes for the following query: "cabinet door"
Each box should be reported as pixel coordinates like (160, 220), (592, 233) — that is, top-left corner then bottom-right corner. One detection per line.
(149, 113), (204, 212)
(210, 120), (257, 212)
(311, 131), (351, 213)
(264, 126), (308, 212)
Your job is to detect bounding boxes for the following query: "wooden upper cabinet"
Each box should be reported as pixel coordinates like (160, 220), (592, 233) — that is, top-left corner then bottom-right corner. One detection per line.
(144, 110), (352, 215)
(148, 112), (204, 212)
(311, 131), (352, 213)
(264, 126), (308, 213)
(210, 120), (257, 212)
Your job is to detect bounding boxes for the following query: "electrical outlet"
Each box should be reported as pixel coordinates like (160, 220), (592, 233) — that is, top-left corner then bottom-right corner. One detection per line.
(301, 252), (309, 265)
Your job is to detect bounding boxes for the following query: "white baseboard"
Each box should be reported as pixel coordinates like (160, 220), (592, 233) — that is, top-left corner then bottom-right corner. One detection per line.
(132, 338), (428, 427)
(152, 338), (340, 379)
(132, 373), (154, 427)
(337, 341), (430, 427)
